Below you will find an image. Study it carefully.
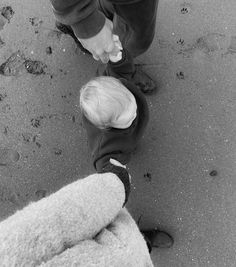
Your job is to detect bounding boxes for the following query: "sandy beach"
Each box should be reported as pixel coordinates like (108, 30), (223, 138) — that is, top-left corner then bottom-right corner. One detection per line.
(1, 0), (236, 266)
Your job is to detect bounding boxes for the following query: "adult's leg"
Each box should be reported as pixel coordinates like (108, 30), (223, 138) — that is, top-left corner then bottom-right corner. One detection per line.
(97, 0), (159, 93)
(98, 0), (159, 58)
(55, 0), (159, 93)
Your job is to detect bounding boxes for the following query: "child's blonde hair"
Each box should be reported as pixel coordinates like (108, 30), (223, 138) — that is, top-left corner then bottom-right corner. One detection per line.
(79, 76), (136, 129)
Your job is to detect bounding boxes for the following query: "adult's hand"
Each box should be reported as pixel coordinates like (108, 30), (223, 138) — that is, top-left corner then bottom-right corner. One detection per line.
(77, 18), (115, 63)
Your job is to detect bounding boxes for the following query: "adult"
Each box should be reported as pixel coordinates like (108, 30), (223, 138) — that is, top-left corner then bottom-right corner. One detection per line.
(0, 170), (167, 266)
(50, 0), (159, 94)
(49, 0), (173, 248)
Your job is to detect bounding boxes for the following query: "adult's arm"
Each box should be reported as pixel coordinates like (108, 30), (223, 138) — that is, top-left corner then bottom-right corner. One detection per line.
(50, 0), (143, 39)
(0, 173), (125, 266)
(50, 0), (106, 39)
(41, 209), (153, 267)
(49, 0), (143, 62)
(0, 172), (152, 266)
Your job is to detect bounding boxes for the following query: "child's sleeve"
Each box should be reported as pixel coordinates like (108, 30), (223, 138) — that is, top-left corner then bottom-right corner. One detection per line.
(106, 48), (135, 80)
(81, 115), (131, 204)
(101, 161), (131, 206)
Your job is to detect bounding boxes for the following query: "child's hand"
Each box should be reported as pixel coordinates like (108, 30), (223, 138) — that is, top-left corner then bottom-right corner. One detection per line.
(109, 35), (123, 63)
(110, 158), (126, 168)
(109, 158), (131, 183)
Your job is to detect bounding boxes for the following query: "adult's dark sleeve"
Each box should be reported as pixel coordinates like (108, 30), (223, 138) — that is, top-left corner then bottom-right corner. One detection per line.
(49, 0), (145, 39)
(49, 0), (106, 38)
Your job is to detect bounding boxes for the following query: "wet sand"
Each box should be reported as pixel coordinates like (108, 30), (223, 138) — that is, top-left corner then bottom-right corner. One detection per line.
(1, 0), (236, 266)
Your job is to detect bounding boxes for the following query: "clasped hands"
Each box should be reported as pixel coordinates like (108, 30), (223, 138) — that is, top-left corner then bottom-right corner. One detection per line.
(77, 18), (122, 63)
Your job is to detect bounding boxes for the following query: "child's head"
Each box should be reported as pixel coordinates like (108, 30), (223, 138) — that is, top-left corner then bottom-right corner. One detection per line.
(79, 76), (137, 129)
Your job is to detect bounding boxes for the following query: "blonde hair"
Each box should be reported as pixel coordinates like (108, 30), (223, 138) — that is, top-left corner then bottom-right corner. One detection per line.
(79, 76), (136, 129)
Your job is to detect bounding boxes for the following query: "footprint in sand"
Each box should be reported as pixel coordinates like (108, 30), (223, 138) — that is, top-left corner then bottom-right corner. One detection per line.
(0, 51), (47, 76)
(195, 33), (228, 53)
(180, 2), (192, 14)
(226, 36), (236, 55)
(29, 17), (43, 34)
(179, 33), (229, 60)
(1, 6), (14, 22)
(29, 17), (43, 27)
(0, 148), (20, 166)
(0, 51), (26, 76)
(0, 36), (5, 48)
(0, 6), (14, 30)
(0, 15), (6, 31)
(35, 189), (47, 200)
(0, 183), (19, 204)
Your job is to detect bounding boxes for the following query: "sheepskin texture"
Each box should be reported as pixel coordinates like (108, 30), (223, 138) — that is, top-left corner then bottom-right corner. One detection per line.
(0, 173), (153, 267)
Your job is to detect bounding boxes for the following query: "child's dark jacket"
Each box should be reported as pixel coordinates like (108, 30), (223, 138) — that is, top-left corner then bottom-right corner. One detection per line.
(82, 78), (149, 172)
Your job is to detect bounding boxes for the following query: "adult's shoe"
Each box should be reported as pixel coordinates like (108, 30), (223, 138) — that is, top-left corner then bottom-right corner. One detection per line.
(55, 22), (91, 55)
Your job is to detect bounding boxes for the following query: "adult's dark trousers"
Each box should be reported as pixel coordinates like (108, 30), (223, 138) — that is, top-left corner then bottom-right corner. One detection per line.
(97, 0), (159, 64)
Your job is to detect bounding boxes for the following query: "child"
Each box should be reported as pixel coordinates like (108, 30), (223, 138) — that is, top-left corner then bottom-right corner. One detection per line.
(78, 46), (149, 202)
(78, 49), (173, 250)
(79, 75), (149, 172)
